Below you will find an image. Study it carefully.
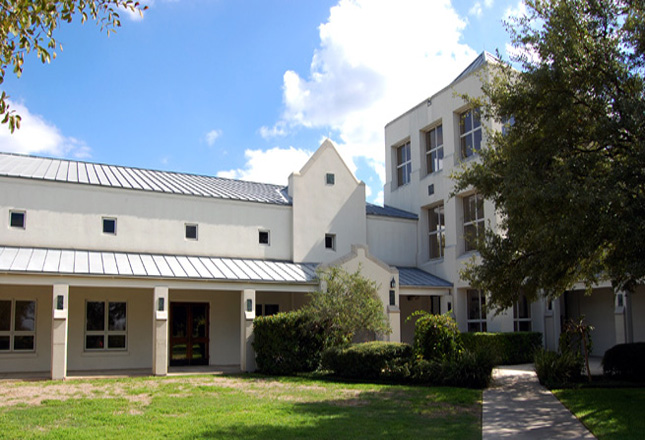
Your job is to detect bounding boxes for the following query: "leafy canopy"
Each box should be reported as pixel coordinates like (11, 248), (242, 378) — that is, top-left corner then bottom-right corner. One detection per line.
(0, 0), (146, 131)
(454, 0), (645, 309)
(303, 265), (391, 346)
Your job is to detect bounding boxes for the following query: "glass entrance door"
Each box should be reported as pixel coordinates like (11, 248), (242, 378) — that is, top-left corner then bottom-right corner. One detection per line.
(169, 302), (209, 366)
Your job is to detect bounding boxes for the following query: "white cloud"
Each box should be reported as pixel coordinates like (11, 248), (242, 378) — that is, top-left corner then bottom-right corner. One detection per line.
(262, 0), (477, 201)
(504, 0), (526, 19)
(0, 101), (91, 158)
(470, 2), (483, 17)
(217, 146), (312, 185)
(205, 129), (222, 146)
(259, 122), (287, 139)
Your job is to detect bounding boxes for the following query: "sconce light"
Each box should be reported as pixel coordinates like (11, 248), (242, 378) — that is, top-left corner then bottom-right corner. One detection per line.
(246, 299), (253, 312)
(158, 297), (165, 312)
(56, 295), (64, 310)
(390, 278), (396, 289)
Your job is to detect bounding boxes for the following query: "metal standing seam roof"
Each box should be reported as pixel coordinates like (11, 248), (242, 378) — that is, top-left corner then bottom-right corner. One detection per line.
(0, 246), (319, 284)
(0, 152), (420, 220)
(396, 267), (452, 288)
(0, 153), (292, 205)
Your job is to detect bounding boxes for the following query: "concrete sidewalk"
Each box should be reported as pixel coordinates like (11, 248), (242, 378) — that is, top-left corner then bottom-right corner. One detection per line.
(483, 364), (596, 439)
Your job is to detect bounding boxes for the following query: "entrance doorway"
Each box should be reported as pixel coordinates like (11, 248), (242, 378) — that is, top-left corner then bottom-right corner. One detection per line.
(169, 302), (209, 366)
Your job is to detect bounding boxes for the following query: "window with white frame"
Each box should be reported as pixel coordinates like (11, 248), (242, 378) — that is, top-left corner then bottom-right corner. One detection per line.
(513, 294), (532, 331)
(85, 301), (127, 350)
(9, 210), (26, 229)
(259, 230), (270, 245)
(459, 107), (482, 158)
(0, 299), (36, 351)
(396, 141), (412, 187)
(463, 194), (485, 252)
(467, 289), (487, 332)
(185, 223), (198, 240)
(103, 217), (117, 235)
(425, 125), (443, 174)
(428, 203), (445, 259)
(325, 233), (336, 251)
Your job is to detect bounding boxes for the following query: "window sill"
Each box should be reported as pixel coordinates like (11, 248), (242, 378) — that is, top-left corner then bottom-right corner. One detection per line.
(0, 351), (38, 358)
(82, 350), (130, 357)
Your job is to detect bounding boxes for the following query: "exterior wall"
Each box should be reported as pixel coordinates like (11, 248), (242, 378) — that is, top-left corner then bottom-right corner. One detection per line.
(67, 286), (153, 371)
(170, 289), (240, 367)
(1, 177), (292, 261)
(0, 284), (52, 373)
(566, 288), (616, 356)
(399, 295), (433, 344)
(366, 216), (417, 267)
(255, 291), (310, 315)
(384, 64), (514, 334)
(291, 141), (367, 264)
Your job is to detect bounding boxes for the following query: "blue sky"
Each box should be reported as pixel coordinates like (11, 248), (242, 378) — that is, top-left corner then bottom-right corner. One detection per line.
(0, 0), (526, 204)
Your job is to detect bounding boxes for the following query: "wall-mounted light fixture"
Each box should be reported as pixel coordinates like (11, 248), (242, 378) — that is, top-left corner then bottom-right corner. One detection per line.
(390, 278), (396, 289)
(246, 298), (253, 312)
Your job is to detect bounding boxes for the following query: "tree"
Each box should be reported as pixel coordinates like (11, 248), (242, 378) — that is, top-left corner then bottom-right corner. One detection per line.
(453, 0), (645, 310)
(0, 0), (146, 131)
(303, 265), (391, 346)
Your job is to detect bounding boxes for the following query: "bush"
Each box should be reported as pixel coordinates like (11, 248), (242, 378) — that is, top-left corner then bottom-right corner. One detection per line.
(412, 312), (463, 361)
(603, 342), (645, 381)
(534, 348), (582, 388)
(461, 332), (542, 365)
(253, 310), (327, 375)
(411, 349), (494, 389)
(321, 341), (413, 380)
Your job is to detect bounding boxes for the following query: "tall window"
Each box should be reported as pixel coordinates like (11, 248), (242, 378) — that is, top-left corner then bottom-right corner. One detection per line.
(85, 301), (127, 350)
(467, 289), (487, 332)
(463, 194), (485, 252)
(425, 125), (443, 174)
(459, 107), (482, 158)
(513, 294), (532, 331)
(428, 203), (445, 259)
(0, 300), (36, 351)
(396, 141), (412, 187)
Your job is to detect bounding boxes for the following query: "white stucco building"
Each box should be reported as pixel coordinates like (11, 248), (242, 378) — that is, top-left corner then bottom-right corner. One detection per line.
(1, 52), (641, 379)
(383, 51), (644, 356)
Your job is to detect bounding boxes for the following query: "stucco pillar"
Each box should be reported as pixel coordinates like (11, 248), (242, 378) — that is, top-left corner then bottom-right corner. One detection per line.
(387, 305), (401, 342)
(51, 284), (69, 380)
(240, 289), (256, 372)
(614, 290), (633, 345)
(152, 286), (169, 376)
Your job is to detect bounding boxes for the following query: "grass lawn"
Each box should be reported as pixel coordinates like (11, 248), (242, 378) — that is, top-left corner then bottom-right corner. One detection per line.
(0, 374), (481, 440)
(554, 388), (645, 440)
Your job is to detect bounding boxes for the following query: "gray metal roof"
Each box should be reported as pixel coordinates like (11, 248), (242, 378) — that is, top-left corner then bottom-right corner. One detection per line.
(451, 51), (500, 85)
(0, 246), (318, 284)
(0, 153), (291, 205)
(366, 203), (418, 220)
(397, 267), (452, 288)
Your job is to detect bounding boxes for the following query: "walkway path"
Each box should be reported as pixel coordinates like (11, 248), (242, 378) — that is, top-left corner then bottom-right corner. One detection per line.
(482, 364), (596, 439)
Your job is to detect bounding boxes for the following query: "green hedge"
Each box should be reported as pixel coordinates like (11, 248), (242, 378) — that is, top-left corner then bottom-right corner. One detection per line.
(603, 342), (645, 381)
(461, 332), (542, 365)
(412, 349), (495, 389)
(412, 312), (463, 361)
(252, 310), (327, 375)
(321, 341), (413, 380)
(534, 348), (582, 388)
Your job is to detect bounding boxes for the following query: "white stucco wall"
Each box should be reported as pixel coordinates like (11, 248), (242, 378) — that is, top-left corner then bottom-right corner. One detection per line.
(566, 288), (616, 356)
(67, 286), (153, 371)
(0, 284), (52, 373)
(291, 141), (367, 264)
(366, 216), (417, 267)
(1, 177), (292, 260)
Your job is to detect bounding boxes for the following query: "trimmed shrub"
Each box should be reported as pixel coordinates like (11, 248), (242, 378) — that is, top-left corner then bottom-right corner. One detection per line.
(534, 348), (582, 388)
(412, 312), (463, 361)
(253, 310), (327, 375)
(321, 341), (413, 380)
(461, 332), (542, 365)
(411, 349), (494, 389)
(603, 342), (645, 381)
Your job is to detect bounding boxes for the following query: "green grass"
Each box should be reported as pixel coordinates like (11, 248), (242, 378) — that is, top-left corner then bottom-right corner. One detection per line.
(554, 388), (645, 440)
(0, 374), (481, 439)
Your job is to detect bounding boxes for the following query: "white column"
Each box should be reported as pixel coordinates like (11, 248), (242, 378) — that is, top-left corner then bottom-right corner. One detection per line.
(614, 290), (633, 345)
(51, 284), (69, 380)
(152, 286), (169, 376)
(240, 289), (256, 372)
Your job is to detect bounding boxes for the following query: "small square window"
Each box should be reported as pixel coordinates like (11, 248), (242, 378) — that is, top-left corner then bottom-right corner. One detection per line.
(325, 233), (336, 251)
(9, 211), (25, 228)
(103, 218), (116, 235)
(326, 173), (335, 185)
(259, 230), (270, 245)
(185, 224), (198, 240)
